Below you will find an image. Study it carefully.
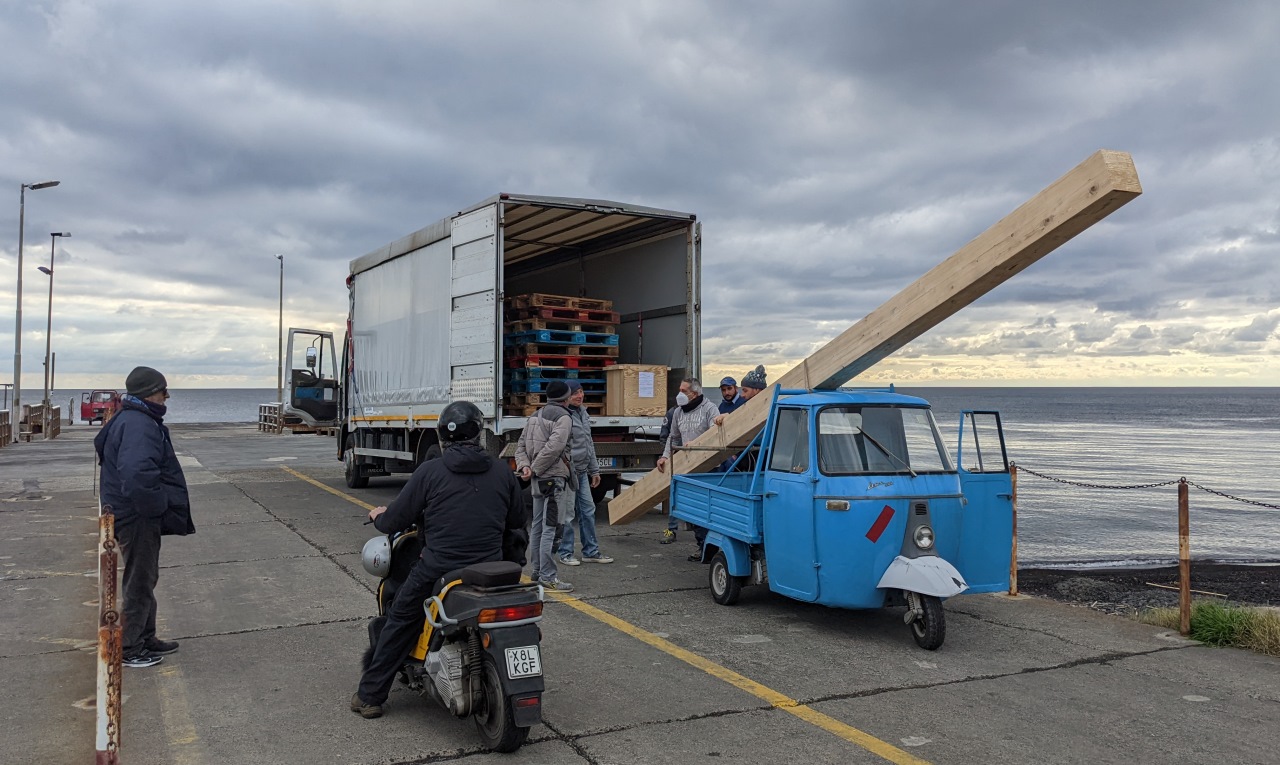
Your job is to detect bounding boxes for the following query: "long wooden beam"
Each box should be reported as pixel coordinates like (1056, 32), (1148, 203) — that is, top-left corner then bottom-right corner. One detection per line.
(609, 149), (1142, 524)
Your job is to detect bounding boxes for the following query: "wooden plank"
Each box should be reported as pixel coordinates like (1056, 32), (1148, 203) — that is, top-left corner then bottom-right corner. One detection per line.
(608, 149), (1142, 524)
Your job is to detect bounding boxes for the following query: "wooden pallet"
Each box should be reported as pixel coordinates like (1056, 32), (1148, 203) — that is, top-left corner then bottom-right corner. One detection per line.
(506, 306), (620, 324)
(506, 354), (618, 369)
(505, 293), (613, 312)
(508, 378), (606, 394)
(507, 366), (581, 380)
(507, 392), (605, 406)
(506, 343), (620, 358)
(505, 401), (605, 417)
(504, 318), (617, 335)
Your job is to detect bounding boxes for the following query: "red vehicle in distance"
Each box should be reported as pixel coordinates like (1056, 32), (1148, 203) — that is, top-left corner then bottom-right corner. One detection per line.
(81, 390), (121, 424)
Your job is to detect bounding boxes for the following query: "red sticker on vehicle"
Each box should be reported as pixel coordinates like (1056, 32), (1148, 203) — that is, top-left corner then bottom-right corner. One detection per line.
(865, 505), (895, 543)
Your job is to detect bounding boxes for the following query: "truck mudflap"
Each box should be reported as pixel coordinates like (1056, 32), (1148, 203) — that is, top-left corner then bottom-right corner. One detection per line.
(702, 532), (752, 577)
(877, 555), (968, 599)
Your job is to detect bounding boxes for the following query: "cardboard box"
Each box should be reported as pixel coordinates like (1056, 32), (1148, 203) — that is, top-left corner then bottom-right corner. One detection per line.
(604, 364), (668, 417)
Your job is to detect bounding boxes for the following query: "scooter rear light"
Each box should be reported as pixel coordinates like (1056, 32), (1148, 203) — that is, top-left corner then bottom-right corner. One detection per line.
(478, 603), (543, 623)
(514, 695), (540, 708)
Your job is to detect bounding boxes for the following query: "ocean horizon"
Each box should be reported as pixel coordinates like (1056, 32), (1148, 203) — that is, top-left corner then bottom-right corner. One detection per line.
(25, 386), (1280, 568)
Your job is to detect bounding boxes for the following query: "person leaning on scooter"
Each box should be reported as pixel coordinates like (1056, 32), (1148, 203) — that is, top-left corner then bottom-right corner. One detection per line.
(351, 400), (529, 719)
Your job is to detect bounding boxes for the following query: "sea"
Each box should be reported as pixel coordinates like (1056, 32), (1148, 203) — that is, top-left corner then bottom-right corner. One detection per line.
(39, 386), (1280, 569)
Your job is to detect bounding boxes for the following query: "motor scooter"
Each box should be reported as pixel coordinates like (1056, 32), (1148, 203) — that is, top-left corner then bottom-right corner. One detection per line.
(362, 528), (545, 752)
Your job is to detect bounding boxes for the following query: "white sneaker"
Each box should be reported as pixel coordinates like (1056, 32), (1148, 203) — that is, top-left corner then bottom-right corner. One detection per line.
(557, 555), (581, 566)
(582, 554), (614, 564)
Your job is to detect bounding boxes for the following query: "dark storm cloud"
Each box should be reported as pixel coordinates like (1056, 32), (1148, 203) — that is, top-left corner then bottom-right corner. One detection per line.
(1, 1), (1277, 386)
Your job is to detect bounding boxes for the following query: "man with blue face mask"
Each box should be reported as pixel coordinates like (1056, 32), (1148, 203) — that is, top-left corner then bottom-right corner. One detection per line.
(655, 377), (720, 561)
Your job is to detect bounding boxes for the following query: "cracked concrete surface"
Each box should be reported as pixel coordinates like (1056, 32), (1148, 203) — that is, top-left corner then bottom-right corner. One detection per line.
(2, 423), (1277, 764)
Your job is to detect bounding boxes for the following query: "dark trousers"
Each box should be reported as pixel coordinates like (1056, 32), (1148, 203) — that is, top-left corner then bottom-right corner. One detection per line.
(358, 559), (446, 706)
(117, 516), (163, 655)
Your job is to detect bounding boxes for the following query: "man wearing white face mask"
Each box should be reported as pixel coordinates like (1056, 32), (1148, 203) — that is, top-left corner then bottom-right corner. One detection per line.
(655, 378), (720, 561)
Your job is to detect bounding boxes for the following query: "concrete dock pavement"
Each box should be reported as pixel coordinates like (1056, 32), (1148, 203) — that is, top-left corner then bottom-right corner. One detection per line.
(2, 423), (1277, 764)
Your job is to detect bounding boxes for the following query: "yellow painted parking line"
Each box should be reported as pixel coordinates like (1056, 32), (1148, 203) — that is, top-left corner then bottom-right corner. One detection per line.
(156, 663), (203, 762)
(279, 466), (377, 511)
(550, 591), (931, 765)
(278, 470), (927, 764)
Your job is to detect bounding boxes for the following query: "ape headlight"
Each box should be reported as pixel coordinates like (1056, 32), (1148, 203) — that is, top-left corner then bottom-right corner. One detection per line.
(913, 525), (935, 550)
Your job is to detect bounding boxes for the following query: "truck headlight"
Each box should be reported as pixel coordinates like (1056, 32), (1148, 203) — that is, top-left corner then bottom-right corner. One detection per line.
(913, 525), (935, 550)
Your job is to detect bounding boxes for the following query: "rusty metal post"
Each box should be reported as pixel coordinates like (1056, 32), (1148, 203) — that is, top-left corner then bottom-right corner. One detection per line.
(1009, 463), (1019, 596)
(96, 505), (122, 764)
(1178, 479), (1191, 636)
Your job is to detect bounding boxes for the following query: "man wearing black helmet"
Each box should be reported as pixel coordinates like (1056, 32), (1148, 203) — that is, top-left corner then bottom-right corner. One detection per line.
(351, 400), (528, 719)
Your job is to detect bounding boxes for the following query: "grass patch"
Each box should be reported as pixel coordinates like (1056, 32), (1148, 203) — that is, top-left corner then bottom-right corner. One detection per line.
(1139, 601), (1280, 657)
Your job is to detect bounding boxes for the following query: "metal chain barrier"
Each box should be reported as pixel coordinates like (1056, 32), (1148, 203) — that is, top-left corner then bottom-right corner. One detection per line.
(1014, 463), (1280, 509)
(1012, 463), (1181, 491)
(1185, 479), (1280, 510)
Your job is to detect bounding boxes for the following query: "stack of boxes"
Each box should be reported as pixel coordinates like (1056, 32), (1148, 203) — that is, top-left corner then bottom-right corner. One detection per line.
(502, 293), (620, 416)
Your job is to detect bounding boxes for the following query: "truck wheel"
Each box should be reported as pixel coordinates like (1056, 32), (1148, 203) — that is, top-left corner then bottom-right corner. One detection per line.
(909, 593), (946, 650)
(709, 552), (744, 606)
(345, 439), (369, 489)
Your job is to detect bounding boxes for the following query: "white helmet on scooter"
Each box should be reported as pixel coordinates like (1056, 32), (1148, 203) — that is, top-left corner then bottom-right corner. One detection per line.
(361, 535), (391, 578)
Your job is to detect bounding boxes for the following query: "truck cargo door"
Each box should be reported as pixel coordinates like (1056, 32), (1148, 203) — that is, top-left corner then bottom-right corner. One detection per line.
(449, 205), (501, 417)
(954, 411), (1014, 593)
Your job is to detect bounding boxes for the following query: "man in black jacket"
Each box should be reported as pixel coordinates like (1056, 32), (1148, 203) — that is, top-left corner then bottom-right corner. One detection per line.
(351, 400), (528, 719)
(94, 366), (194, 668)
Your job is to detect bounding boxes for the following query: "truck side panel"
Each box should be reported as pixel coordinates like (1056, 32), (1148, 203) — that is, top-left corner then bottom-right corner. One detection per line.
(350, 238), (452, 408)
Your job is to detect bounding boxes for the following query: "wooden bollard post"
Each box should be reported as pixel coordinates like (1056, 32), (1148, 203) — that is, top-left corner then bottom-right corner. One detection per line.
(1009, 463), (1019, 596)
(1178, 479), (1191, 636)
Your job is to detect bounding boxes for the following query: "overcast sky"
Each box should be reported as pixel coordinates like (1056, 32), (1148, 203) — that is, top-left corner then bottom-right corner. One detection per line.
(2, 0), (1277, 392)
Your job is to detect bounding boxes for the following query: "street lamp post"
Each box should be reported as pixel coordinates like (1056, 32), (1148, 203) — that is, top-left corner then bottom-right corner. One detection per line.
(41, 232), (70, 437)
(276, 254), (284, 433)
(13, 180), (60, 442)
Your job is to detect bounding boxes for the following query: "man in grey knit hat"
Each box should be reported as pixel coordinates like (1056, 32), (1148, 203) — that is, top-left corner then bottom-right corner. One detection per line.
(515, 380), (577, 591)
(94, 366), (193, 668)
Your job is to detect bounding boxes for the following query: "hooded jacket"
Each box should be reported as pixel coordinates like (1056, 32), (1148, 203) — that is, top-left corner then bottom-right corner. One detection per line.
(94, 396), (194, 534)
(374, 442), (529, 571)
(566, 404), (599, 477)
(513, 403), (573, 479)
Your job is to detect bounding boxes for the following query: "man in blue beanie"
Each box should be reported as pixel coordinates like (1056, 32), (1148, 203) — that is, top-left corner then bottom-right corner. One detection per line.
(94, 366), (194, 668)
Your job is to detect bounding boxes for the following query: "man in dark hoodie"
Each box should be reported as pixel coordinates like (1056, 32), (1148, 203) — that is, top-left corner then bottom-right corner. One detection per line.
(352, 400), (528, 719)
(94, 366), (194, 668)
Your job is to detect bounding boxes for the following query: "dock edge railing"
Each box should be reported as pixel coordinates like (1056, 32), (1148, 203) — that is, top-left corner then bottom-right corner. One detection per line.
(1012, 463), (1280, 636)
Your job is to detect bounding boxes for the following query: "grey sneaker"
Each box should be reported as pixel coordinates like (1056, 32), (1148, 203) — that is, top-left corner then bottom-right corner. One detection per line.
(557, 555), (581, 566)
(660, 529), (677, 544)
(582, 554), (614, 564)
(539, 578), (575, 593)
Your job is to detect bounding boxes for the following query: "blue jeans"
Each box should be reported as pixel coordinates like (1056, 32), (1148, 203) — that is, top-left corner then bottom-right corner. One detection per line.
(559, 472), (600, 559)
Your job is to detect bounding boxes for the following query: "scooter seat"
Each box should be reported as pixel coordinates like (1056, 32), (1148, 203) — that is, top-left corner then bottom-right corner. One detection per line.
(459, 561), (524, 588)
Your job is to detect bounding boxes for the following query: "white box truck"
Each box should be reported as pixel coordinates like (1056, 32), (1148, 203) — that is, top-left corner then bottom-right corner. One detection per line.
(340, 194), (702, 502)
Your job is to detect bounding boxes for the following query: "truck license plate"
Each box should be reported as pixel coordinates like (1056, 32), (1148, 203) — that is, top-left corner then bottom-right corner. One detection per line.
(596, 457), (615, 468)
(505, 646), (542, 679)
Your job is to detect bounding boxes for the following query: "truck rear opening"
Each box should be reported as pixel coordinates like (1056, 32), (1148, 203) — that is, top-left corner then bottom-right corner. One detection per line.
(342, 194), (702, 498)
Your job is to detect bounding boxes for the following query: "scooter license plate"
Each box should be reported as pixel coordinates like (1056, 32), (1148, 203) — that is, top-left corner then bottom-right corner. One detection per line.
(504, 645), (542, 679)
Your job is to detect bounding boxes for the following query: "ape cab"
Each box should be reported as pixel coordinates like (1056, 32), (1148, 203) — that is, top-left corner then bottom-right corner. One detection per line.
(670, 386), (1014, 649)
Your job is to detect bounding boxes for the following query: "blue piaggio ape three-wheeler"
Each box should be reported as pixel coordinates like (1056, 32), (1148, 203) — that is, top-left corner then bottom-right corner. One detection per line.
(671, 386), (1015, 650)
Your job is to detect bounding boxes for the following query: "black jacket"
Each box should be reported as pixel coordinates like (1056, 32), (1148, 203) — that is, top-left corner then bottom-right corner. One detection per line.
(94, 398), (195, 535)
(375, 442), (528, 573)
